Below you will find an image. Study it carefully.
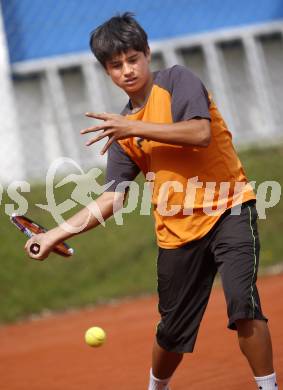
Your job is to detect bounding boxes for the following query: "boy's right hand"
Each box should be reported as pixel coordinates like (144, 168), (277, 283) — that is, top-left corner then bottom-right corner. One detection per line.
(24, 232), (55, 261)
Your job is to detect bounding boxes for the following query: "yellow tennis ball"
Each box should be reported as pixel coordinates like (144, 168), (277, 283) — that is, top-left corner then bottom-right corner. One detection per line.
(85, 326), (106, 348)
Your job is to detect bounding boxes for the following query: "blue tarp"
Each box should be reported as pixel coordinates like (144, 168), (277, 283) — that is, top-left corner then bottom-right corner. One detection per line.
(1, 0), (283, 63)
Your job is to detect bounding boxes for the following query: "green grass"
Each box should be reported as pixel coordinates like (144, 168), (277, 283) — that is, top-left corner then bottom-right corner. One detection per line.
(0, 145), (282, 323)
(238, 145), (283, 267)
(0, 184), (157, 323)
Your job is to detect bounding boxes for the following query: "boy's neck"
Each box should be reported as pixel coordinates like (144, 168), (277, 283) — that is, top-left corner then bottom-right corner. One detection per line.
(128, 72), (153, 111)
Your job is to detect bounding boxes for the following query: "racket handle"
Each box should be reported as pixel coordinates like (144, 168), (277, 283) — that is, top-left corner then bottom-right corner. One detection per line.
(30, 243), (40, 255)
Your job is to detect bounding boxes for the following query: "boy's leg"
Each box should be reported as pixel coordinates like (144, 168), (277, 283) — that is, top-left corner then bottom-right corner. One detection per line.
(149, 241), (216, 389)
(152, 338), (183, 379)
(235, 319), (274, 376)
(211, 201), (278, 388)
(236, 319), (278, 388)
(148, 340), (183, 390)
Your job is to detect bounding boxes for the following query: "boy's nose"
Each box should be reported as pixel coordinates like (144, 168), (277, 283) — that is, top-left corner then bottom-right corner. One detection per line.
(123, 63), (134, 76)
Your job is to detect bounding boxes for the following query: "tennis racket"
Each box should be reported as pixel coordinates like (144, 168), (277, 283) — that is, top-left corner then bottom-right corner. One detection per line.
(10, 214), (74, 258)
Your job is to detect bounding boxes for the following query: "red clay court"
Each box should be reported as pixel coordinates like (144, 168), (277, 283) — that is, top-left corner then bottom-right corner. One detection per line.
(0, 274), (282, 390)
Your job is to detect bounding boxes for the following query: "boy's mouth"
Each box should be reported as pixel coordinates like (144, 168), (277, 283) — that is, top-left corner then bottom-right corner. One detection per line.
(124, 77), (138, 85)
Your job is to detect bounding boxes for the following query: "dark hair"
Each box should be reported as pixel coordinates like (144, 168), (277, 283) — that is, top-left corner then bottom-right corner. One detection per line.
(89, 12), (149, 68)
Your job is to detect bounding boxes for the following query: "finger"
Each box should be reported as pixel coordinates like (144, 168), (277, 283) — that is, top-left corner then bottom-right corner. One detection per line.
(100, 136), (115, 155)
(85, 112), (112, 120)
(27, 245), (45, 261)
(80, 124), (110, 134)
(29, 254), (44, 261)
(25, 238), (33, 251)
(86, 130), (112, 146)
(26, 248), (41, 260)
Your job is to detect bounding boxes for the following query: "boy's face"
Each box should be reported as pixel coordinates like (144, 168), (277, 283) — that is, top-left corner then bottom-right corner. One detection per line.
(105, 49), (151, 94)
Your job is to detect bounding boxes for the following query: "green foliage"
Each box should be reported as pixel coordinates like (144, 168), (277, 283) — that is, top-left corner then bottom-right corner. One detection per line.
(0, 145), (282, 323)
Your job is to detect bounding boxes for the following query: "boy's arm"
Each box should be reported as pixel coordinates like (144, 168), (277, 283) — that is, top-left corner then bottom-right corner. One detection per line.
(81, 66), (212, 154)
(25, 191), (123, 260)
(81, 114), (210, 154)
(133, 118), (210, 147)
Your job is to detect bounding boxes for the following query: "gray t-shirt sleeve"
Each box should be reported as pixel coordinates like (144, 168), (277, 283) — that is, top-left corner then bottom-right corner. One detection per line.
(171, 65), (211, 122)
(156, 65), (211, 122)
(105, 141), (140, 192)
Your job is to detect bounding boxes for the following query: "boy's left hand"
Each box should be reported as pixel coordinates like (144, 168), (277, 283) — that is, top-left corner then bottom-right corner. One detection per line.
(81, 112), (135, 154)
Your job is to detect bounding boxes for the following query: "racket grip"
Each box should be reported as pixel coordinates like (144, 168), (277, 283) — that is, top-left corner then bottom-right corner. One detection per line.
(30, 243), (40, 255)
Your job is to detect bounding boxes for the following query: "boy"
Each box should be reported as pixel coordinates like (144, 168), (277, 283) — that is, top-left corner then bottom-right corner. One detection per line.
(26, 13), (278, 390)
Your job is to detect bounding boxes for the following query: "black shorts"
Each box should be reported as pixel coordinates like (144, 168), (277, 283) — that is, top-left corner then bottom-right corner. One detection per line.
(156, 200), (268, 353)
